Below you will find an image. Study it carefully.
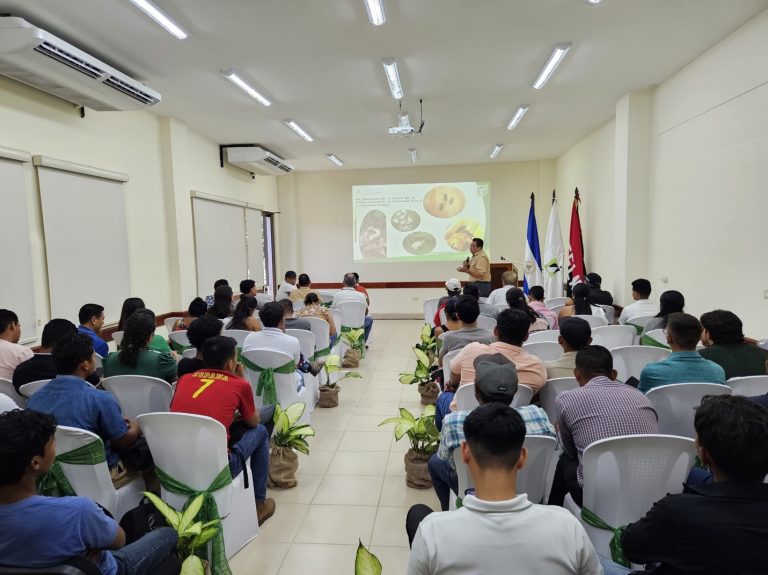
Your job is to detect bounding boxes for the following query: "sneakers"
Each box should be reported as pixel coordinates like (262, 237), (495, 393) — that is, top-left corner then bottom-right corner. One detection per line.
(257, 498), (276, 525)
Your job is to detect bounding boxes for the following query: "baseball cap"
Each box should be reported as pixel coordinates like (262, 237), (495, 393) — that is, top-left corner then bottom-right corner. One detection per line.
(473, 353), (519, 402)
(445, 278), (461, 291)
(586, 272), (602, 287)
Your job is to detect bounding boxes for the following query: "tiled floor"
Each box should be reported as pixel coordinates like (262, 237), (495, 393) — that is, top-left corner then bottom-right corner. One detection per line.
(230, 320), (437, 575)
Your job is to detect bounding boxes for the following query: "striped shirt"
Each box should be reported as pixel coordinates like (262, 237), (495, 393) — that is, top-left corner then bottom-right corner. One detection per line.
(555, 376), (658, 485)
(437, 405), (555, 468)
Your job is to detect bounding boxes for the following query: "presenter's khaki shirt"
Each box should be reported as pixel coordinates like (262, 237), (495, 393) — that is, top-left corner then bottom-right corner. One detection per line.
(470, 250), (491, 282)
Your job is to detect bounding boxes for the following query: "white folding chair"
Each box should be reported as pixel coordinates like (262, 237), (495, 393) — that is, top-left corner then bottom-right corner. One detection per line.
(137, 413), (258, 558)
(493, 304), (508, 314)
(539, 377), (579, 424)
(600, 305), (616, 324)
(454, 384), (479, 411)
(292, 301), (305, 312)
(55, 426), (144, 522)
(255, 293), (274, 308)
(423, 297), (440, 325)
(112, 331), (124, 347)
(475, 315), (497, 331)
(221, 329), (251, 349)
(590, 325), (637, 350)
(511, 384), (534, 408)
(545, 297), (568, 309)
(574, 315), (608, 328)
(286, 329), (319, 406)
(611, 345), (672, 383)
(304, 317), (331, 353)
(101, 375), (174, 420)
(643, 329), (668, 348)
(0, 377), (26, 408)
(163, 317), (183, 334)
(241, 348), (311, 424)
(182, 347), (198, 359)
(18, 379), (51, 398)
(442, 349), (461, 372)
(728, 375), (768, 396)
(168, 330), (191, 351)
(526, 329), (560, 344)
(646, 383), (732, 438)
(550, 305), (565, 315)
(522, 341), (563, 362)
(454, 449), (472, 502)
(625, 315), (656, 330)
(317, 290), (337, 304)
(335, 300), (367, 357)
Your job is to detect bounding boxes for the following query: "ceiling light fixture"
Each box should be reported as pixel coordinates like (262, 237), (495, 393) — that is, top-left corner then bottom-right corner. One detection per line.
(409, 148), (418, 163)
(284, 119), (314, 142)
(506, 106), (530, 130)
(532, 42), (572, 89)
(382, 59), (403, 100)
(489, 144), (504, 159)
(364, 0), (387, 25)
(127, 0), (188, 39)
(326, 154), (344, 167)
(221, 69), (271, 107)
(585, 0), (603, 4)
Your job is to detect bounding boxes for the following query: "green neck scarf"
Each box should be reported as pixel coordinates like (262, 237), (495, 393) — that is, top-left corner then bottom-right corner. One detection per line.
(155, 466), (233, 575)
(239, 355), (297, 406)
(39, 439), (106, 497)
(580, 507), (629, 567)
(340, 325), (365, 358)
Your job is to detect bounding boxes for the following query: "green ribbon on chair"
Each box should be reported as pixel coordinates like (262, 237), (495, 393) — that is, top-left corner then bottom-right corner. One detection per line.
(239, 355), (297, 406)
(626, 322), (644, 336)
(169, 339), (191, 353)
(39, 439), (106, 497)
(310, 346), (331, 362)
(155, 466), (232, 575)
(581, 507), (629, 567)
(640, 334), (670, 349)
(340, 325), (365, 358)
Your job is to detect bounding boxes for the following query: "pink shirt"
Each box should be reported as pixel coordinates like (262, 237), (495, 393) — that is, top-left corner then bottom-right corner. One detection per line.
(529, 301), (558, 330)
(0, 339), (33, 381)
(451, 341), (547, 392)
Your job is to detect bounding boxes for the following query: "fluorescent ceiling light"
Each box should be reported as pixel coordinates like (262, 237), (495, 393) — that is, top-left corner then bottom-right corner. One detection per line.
(506, 106), (529, 130)
(127, 0), (188, 39)
(382, 59), (403, 100)
(284, 119), (314, 142)
(532, 42), (572, 89)
(326, 154), (344, 167)
(364, 0), (386, 25)
(221, 69), (271, 107)
(585, 0), (603, 4)
(490, 144), (504, 159)
(409, 148), (418, 163)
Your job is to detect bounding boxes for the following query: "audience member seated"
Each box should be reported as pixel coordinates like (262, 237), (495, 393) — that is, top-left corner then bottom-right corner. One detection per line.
(288, 273), (321, 303)
(408, 403), (600, 575)
(332, 273), (374, 342)
(296, 292), (338, 340)
(171, 336), (276, 525)
(207, 284), (235, 320)
(280, 299), (311, 331)
(0, 409), (178, 575)
(172, 297), (207, 331)
(433, 297), (463, 340)
(0, 309), (33, 381)
(585, 272), (614, 306)
(638, 313), (726, 393)
(462, 283), (498, 319)
(116, 298), (171, 353)
(620, 395), (768, 574)
(28, 334), (145, 475)
(699, 309), (768, 379)
(438, 296), (494, 365)
(449, 309), (546, 397)
(618, 278), (656, 324)
(205, 278), (229, 308)
(526, 285), (559, 329)
(243, 302), (301, 364)
(177, 315), (223, 378)
(13, 319), (100, 392)
(642, 290), (685, 334)
(433, 278), (462, 329)
(486, 269), (518, 306)
(276, 270), (297, 301)
(239, 278), (258, 301)
(102, 312), (177, 383)
(352, 272), (370, 305)
(558, 283), (607, 322)
(77, 303), (108, 358)
(548, 345), (659, 506)
(544, 317), (592, 380)
(226, 296), (260, 331)
(506, 287), (548, 332)
(430, 354), (554, 511)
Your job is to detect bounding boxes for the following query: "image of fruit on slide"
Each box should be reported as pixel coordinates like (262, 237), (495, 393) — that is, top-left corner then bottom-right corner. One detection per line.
(352, 182), (490, 263)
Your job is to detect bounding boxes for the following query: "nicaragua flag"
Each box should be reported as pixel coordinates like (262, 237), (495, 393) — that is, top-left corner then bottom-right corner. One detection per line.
(543, 191), (565, 300)
(568, 187), (587, 288)
(523, 193), (543, 294)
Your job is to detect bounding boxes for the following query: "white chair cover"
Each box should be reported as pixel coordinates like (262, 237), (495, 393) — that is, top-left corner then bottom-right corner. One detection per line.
(255, 293), (274, 308)
(573, 315), (609, 328)
(522, 341), (563, 362)
(112, 331), (124, 347)
(643, 329), (667, 347)
(590, 325), (637, 350)
(646, 383), (732, 438)
(423, 297), (440, 325)
(18, 379), (51, 398)
(0, 377), (26, 408)
(475, 315), (497, 332)
(241, 348), (311, 424)
(442, 349), (461, 373)
(221, 329), (251, 349)
(305, 317), (331, 356)
(286, 329), (319, 406)
(493, 304), (508, 313)
(625, 315), (656, 329)
(336, 301), (366, 329)
(526, 330), (560, 344)
(539, 377), (579, 425)
(611, 345), (672, 383)
(545, 297), (568, 309)
(182, 347), (198, 359)
(168, 330), (191, 348)
(163, 317), (183, 334)
(728, 375), (768, 396)
(454, 384), (478, 411)
(101, 375), (174, 420)
(511, 384), (534, 408)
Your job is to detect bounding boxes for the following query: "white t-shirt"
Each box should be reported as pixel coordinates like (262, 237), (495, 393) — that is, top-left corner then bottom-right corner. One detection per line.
(486, 285), (513, 306)
(275, 282), (296, 301)
(408, 494), (601, 575)
(0, 339), (33, 381)
(619, 299), (657, 324)
(331, 287), (367, 308)
(243, 327), (301, 364)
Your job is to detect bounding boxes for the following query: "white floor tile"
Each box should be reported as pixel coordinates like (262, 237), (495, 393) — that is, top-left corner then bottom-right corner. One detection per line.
(370, 506), (411, 547)
(338, 430), (393, 452)
(277, 543), (356, 575)
(379, 475), (440, 509)
(229, 540), (289, 575)
(268, 473), (323, 504)
(313, 474), (384, 506)
(257, 503), (309, 543)
(294, 504), (377, 545)
(327, 450), (389, 476)
(369, 545), (413, 575)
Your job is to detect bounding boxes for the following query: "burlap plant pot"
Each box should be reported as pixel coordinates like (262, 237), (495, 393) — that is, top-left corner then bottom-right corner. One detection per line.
(418, 381), (439, 405)
(317, 385), (340, 408)
(268, 445), (298, 488)
(404, 448), (432, 489)
(342, 348), (361, 368)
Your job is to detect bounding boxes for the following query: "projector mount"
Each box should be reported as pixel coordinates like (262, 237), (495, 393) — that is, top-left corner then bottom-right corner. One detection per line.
(388, 99), (425, 136)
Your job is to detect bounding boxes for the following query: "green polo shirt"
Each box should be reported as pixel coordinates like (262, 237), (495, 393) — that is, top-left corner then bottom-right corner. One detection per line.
(102, 348), (177, 383)
(148, 334), (172, 354)
(699, 343), (768, 380)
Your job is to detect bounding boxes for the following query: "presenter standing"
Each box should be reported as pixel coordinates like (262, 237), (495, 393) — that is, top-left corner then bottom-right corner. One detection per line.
(457, 237), (492, 297)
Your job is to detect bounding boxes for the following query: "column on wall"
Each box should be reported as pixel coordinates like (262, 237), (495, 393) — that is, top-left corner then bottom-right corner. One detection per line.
(275, 173), (303, 276)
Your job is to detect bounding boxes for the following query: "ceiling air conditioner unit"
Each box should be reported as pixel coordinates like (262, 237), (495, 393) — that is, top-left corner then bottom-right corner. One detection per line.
(0, 16), (161, 111)
(224, 146), (295, 176)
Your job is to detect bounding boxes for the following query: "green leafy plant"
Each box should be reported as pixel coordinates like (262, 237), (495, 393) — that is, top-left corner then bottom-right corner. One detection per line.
(341, 328), (365, 352)
(379, 404), (440, 455)
(272, 402), (315, 455)
(399, 346), (433, 385)
(322, 353), (362, 388)
(415, 323), (438, 355)
(144, 492), (221, 575)
(355, 540), (382, 575)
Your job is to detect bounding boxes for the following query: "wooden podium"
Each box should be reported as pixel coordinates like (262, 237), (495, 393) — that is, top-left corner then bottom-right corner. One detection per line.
(490, 262), (517, 290)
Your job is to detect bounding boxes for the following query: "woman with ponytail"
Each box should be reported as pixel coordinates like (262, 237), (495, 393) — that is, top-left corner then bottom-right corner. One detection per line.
(558, 283), (607, 322)
(505, 287), (549, 332)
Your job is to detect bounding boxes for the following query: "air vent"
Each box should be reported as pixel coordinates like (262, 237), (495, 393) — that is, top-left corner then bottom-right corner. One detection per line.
(223, 145), (295, 176)
(34, 41), (104, 79)
(103, 76), (160, 106)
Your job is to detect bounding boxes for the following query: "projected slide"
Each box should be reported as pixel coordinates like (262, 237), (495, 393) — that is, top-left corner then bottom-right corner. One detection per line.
(353, 182), (490, 262)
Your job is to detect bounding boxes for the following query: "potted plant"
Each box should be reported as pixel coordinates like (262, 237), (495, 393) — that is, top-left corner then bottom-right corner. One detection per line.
(317, 353), (362, 408)
(269, 402), (315, 489)
(414, 323), (438, 364)
(399, 347), (439, 405)
(379, 405), (440, 489)
(340, 327), (365, 367)
(143, 491), (224, 575)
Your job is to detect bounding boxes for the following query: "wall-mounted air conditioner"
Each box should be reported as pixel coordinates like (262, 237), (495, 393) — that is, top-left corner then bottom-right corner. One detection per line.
(0, 16), (161, 111)
(223, 145), (295, 176)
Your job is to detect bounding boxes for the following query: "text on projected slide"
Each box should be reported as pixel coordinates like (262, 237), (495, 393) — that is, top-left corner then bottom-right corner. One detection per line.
(353, 182), (490, 262)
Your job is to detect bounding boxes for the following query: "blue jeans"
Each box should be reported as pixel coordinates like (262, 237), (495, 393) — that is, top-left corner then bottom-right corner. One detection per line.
(599, 555), (633, 575)
(428, 453), (457, 511)
(364, 316), (373, 341)
(228, 424), (269, 501)
(111, 527), (177, 575)
(435, 392), (454, 431)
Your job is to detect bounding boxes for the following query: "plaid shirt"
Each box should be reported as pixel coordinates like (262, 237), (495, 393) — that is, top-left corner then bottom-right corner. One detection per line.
(554, 376), (659, 484)
(437, 405), (555, 468)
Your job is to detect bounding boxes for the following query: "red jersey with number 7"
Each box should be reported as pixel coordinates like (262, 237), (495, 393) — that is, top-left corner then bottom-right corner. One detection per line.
(170, 368), (256, 441)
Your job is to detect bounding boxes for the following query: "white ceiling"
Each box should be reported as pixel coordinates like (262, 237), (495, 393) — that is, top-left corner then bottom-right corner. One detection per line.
(3, 0), (768, 171)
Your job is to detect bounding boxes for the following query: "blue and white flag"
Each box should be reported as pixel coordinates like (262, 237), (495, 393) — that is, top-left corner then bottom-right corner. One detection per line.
(523, 193), (543, 294)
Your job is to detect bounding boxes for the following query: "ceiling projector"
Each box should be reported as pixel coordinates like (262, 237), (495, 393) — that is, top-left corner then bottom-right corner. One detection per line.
(388, 99), (425, 136)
